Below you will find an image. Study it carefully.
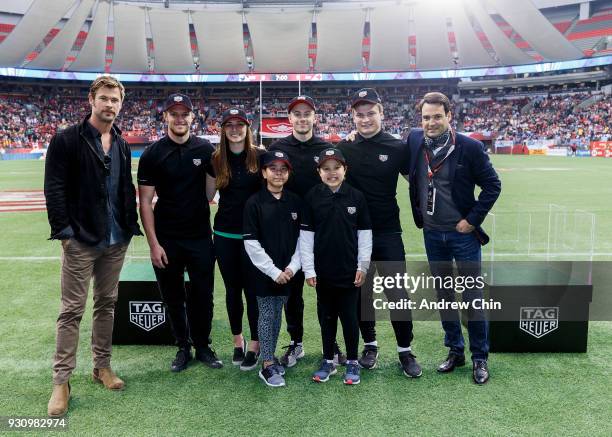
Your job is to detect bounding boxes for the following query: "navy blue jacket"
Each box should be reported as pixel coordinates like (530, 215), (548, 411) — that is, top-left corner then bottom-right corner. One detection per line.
(406, 129), (501, 245)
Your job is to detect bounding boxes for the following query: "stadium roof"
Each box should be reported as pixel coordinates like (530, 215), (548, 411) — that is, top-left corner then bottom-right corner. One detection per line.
(0, 0), (603, 74)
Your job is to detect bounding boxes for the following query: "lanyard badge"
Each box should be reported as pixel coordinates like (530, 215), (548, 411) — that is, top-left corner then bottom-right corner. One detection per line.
(426, 183), (436, 216)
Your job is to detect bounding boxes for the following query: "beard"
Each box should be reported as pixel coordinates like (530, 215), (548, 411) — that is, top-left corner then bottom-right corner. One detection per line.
(293, 124), (312, 134)
(169, 124), (190, 138)
(94, 109), (116, 123)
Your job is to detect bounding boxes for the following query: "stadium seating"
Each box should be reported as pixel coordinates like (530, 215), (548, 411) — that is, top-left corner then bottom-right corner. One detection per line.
(0, 84), (609, 150)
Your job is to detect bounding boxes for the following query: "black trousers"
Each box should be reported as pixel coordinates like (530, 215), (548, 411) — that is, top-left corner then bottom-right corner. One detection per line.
(317, 283), (360, 361)
(214, 234), (259, 341)
(283, 271), (304, 343)
(359, 232), (414, 348)
(153, 236), (215, 350)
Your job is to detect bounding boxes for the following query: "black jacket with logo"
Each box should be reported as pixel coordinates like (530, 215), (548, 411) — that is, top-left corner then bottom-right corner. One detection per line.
(243, 188), (302, 296)
(269, 134), (333, 197)
(337, 131), (410, 234)
(302, 183), (371, 287)
(137, 135), (215, 239)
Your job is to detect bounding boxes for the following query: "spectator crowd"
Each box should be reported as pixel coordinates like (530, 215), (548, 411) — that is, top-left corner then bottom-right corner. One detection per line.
(1, 84), (610, 150)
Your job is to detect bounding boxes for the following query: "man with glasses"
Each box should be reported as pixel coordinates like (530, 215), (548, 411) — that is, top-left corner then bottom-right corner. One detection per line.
(44, 76), (142, 417)
(138, 93), (222, 373)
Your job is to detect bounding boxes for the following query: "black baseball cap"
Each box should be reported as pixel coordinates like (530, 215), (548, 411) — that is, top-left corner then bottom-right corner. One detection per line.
(288, 95), (316, 112)
(317, 148), (346, 167)
(261, 150), (292, 170)
(163, 93), (194, 112)
(351, 88), (381, 108)
(221, 108), (249, 126)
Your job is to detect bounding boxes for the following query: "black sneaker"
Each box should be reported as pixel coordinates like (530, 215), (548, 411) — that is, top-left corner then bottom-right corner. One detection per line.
(171, 348), (192, 372)
(240, 351), (260, 371)
(232, 338), (247, 365)
(399, 351), (422, 378)
(195, 346), (223, 369)
(258, 365), (285, 387)
(333, 342), (347, 366)
(358, 345), (379, 369)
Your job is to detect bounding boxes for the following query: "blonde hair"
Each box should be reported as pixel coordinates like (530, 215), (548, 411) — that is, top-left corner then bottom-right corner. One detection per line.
(89, 76), (125, 101)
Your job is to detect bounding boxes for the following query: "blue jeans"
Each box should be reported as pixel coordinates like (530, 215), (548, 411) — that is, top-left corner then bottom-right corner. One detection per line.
(423, 230), (488, 361)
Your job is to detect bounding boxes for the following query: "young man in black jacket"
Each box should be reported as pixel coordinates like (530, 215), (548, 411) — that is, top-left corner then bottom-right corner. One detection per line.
(338, 88), (422, 378)
(44, 76), (141, 417)
(138, 93), (222, 373)
(268, 96), (346, 367)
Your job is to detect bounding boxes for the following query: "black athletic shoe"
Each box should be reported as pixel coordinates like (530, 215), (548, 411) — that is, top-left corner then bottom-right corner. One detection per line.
(258, 365), (285, 387)
(195, 346), (223, 369)
(399, 351), (422, 378)
(240, 351), (260, 371)
(171, 348), (192, 372)
(232, 338), (247, 365)
(358, 345), (379, 369)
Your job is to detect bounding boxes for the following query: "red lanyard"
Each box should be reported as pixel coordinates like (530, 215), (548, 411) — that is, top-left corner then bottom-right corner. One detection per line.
(424, 144), (455, 179)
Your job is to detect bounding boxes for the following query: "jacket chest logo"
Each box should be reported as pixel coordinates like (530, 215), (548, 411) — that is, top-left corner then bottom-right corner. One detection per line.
(378, 154), (388, 162)
(193, 158), (202, 166)
(313, 156), (319, 163)
(291, 212), (298, 220)
(347, 206), (356, 215)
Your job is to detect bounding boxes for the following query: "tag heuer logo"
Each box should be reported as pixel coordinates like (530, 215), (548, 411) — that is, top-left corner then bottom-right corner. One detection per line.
(193, 158), (202, 166)
(230, 109), (239, 114)
(519, 307), (559, 338)
(347, 207), (356, 214)
(291, 212), (298, 220)
(174, 96), (183, 102)
(275, 152), (284, 158)
(129, 301), (166, 332)
(379, 154), (388, 162)
(359, 91), (367, 98)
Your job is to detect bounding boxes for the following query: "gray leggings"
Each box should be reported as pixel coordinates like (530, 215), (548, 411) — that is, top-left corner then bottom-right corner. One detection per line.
(257, 295), (289, 362)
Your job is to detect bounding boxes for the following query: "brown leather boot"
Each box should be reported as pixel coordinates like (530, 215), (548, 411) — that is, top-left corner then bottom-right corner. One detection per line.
(93, 367), (125, 391)
(47, 382), (70, 417)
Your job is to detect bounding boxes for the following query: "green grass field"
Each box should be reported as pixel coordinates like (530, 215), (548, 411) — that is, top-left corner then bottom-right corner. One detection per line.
(0, 155), (611, 436)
